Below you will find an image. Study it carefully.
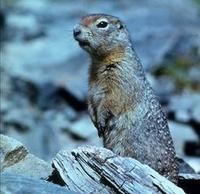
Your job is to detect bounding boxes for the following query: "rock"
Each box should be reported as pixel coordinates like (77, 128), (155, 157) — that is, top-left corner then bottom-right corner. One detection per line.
(191, 103), (200, 123)
(0, 9), (5, 28)
(176, 157), (195, 174)
(0, 135), (53, 179)
(188, 66), (200, 84)
(152, 75), (176, 104)
(169, 92), (200, 141)
(1, 0), (200, 178)
(37, 83), (87, 111)
(169, 121), (200, 173)
(58, 114), (102, 151)
(5, 12), (45, 41)
(2, 105), (62, 161)
(64, 115), (97, 140)
(178, 173), (200, 194)
(2, 99), (99, 161)
(1, 69), (85, 160)
(2, 0), (200, 102)
(52, 145), (185, 194)
(169, 121), (198, 156)
(0, 71), (56, 159)
(166, 32), (200, 61)
(183, 156), (200, 173)
(118, 0), (200, 70)
(179, 173), (200, 181)
(175, 110), (191, 123)
(169, 92), (200, 124)
(0, 8), (5, 42)
(184, 141), (200, 157)
(1, 173), (80, 194)
(3, 107), (38, 132)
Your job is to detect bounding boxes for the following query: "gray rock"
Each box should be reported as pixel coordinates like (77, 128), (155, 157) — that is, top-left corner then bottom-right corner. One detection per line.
(176, 157), (195, 174)
(188, 66), (200, 84)
(1, 173), (80, 194)
(60, 115), (102, 151)
(1, 0), (200, 171)
(169, 92), (200, 123)
(115, 0), (200, 70)
(2, 0), (200, 101)
(183, 156), (200, 173)
(5, 12), (45, 41)
(191, 103), (200, 123)
(179, 173), (200, 181)
(64, 115), (97, 140)
(0, 135), (53, 179)
(52, 145), (185, 194)
(175, 110), (191, 123)
(151, 75), (176, 103)
(178, 173), (200, 194)
(0, 69), (83, 160)
(169, 121), (198, 156)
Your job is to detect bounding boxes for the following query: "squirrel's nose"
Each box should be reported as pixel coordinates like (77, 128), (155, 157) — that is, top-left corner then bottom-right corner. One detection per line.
(73, 28), (81, 37)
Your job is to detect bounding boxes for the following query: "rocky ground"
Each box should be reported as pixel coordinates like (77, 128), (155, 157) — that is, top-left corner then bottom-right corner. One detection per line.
(0, 0), (200, 193)
(1, 134), (200, 194)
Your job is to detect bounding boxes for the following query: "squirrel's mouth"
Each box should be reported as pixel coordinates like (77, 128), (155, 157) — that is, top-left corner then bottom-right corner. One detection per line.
(78, 40), (90, 47)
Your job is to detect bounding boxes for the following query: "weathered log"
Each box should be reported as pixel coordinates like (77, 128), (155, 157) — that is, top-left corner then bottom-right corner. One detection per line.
(1, 173), (80, 194)
(0, 135), (52, 179)
(52, 145), (185, 194)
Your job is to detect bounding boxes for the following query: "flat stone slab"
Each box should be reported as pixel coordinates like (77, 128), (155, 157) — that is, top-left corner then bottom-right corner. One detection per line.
(0, 135), (53, 179)
(52, 145), (185, 194)
(1, 173), (80, 194)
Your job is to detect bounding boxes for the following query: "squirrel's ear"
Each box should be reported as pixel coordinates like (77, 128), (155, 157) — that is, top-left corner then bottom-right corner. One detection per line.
(116, 20), (123, 30)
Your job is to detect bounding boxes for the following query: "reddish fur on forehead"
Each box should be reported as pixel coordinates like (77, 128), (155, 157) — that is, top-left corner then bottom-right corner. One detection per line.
(81, 15), (102, 26)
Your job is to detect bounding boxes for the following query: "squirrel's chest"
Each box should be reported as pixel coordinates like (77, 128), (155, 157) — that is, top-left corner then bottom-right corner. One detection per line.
(89, 69), (120, 100)
(88, 80), (134, 117)
(88, 67), (138, 115)
(88, 82), (118, 106)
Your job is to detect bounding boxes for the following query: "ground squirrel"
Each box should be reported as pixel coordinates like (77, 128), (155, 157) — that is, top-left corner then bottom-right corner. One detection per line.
(73, 14), (178, 183)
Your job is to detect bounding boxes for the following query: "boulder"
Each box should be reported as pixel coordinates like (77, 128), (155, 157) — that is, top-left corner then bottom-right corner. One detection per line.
(1, 173), (80, 194)
(51, 145), (185, 194)
(0, 135), (52, 179)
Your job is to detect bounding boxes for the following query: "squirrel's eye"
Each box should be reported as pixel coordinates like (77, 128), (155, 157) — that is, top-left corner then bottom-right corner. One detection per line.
(96, 21), (108, 28)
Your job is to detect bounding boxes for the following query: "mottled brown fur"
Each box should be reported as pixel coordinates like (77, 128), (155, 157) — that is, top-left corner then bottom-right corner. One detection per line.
(81, 15), (102, 27)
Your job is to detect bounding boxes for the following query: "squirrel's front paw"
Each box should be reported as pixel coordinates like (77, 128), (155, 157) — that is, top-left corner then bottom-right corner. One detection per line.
(96, 122), (106, 137)
(96, 111), (115, 137)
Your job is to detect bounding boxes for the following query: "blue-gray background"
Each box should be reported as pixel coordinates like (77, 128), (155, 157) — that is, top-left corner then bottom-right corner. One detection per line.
(1, 0), (200, 172)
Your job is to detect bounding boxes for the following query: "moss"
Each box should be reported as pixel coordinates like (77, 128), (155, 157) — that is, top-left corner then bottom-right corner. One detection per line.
(154, 57), (199, 91)
(193, 0), (200, 8)
(194, 0), (200, 4)
(3, 0), (19, 6)
(190, 46), (199, 56)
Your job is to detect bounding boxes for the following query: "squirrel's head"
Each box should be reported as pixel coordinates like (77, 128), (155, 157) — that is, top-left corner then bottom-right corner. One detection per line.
(73, 14), (131, 59)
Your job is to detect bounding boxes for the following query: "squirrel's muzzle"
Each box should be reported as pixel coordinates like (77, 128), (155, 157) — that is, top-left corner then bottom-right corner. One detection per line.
(73, 25), (90, 48)
(73, 28), (81, 38)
